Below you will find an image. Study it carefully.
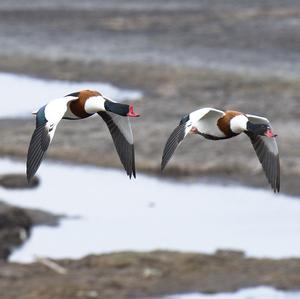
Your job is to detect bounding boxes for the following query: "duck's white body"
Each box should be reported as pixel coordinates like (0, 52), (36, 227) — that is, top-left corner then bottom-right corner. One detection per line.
(188, 108), (226, 138)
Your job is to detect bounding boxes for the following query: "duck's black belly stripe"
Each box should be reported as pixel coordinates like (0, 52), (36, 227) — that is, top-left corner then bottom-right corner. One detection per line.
(62, 117), (82, 120)
(199, 133), (232, 140)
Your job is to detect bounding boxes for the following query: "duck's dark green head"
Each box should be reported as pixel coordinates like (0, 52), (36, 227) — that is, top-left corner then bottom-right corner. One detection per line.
(247, 122), (277, 138)
(104, 101), (140, 117)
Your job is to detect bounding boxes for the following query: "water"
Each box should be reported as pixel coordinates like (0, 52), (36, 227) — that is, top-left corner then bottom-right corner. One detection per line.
(0, 72), (141, 118)
(166, 286), (300, 299)
(0, 158), (299, 263)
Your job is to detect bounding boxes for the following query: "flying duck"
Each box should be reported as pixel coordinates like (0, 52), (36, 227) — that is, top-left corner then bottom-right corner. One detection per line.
(26, 90), (140, 181)
(161, 108), (280, 192)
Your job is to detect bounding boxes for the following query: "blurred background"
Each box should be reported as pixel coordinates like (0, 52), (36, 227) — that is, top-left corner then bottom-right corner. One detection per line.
(0, 1), (300, 298)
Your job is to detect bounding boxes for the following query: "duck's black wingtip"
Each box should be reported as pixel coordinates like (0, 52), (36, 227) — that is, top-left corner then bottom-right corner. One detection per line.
(161, 156), (170, 173)
(272, 184), (280, 194)
(26, 171), (33, 184)
(127, 170), (136, 180)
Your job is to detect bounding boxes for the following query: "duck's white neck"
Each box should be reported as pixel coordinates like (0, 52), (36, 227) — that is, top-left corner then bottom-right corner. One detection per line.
(84, 96), (106, 114)
(230, 115), (248, 133)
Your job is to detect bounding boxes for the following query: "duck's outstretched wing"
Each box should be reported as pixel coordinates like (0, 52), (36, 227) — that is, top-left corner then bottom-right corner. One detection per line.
(26, 96), (78, 181)
(98, 111), (136, 179)
(161, 108), (225, 171)
(161, 117), (190, 171)
(246, 114), (280, 193)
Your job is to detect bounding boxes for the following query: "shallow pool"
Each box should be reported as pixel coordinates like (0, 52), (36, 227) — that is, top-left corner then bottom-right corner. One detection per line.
(0, 158), (299, 263)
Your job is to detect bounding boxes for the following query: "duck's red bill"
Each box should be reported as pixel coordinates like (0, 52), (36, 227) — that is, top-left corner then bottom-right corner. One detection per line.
(127, 104), (140, 117)
(265, 129), (277, 138)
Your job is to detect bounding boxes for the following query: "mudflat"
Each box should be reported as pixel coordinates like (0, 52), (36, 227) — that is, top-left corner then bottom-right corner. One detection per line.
(1, 250), (300, 299)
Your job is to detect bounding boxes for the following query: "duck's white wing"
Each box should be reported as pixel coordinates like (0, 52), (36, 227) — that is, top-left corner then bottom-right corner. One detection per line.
(246, 114), (280, 193)
(161, 108), (225, 171)
(26, 96), (78, 181)
(98, 111), (136, 179)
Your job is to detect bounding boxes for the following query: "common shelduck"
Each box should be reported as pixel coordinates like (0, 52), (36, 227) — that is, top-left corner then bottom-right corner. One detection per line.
(26, 90), (139, 181)
(161, 108), (280, 192)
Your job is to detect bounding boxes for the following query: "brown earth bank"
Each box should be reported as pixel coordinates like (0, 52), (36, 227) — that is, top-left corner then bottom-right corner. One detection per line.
(0, 250), (300, 299)
(0, 59), (299, 195)
(0, 201), (62, 261)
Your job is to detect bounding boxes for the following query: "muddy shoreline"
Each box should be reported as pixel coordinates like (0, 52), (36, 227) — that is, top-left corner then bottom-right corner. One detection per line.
(0, 200), (61, 261)
(1, 250), (300, 299)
